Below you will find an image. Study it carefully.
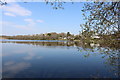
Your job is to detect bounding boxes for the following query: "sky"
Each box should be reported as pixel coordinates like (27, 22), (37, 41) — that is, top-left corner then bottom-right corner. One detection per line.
(0, 2), (86, 36)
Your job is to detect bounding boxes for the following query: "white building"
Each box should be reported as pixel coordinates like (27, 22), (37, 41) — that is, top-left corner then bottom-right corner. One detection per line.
(91, 33), (100, 39)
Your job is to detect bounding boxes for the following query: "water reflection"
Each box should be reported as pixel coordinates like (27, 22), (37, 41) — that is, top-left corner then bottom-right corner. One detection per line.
(1, 40), (120, 78)
(2, 40), (76, 47)
(3, 62), (31, 78)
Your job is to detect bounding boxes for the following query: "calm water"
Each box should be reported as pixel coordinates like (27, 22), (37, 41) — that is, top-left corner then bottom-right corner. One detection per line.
(1, 40), (119, 78)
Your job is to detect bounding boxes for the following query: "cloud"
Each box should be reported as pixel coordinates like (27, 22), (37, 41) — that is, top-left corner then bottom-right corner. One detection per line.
(36, 20), (44, 23)
(24, 18), (36, 26)
(3, 3), (32, 16)
(23, 52), (35, 60)
(4, 12), (16, 17)
(24, 18), (33, 22)
(3, 62), (31, 76)
(0, 21), (14, 27)
(5, 0), (17, 2)
(24, 19), (44, 24)
(23, 52), (43, 60)
(14, 25), (30, 30)
(1, 18), (44, 32)
(1, 21), (31, 30)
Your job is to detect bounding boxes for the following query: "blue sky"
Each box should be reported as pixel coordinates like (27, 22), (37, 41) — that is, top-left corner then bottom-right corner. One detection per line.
(1, 2), (86, 36)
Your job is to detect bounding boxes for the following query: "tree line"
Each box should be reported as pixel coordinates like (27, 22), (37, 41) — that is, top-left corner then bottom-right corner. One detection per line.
(1, 31), (119, 41)
(1, 32), (81, 40)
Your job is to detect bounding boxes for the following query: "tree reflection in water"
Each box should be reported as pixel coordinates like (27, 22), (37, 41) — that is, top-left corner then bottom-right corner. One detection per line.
(75, 41), (120, 78)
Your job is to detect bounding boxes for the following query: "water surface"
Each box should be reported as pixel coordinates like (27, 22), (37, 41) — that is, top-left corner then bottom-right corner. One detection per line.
(1, 40), (119, 78)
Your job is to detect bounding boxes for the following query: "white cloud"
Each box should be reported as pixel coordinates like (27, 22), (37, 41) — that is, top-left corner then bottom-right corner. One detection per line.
(4, 0), (17, 2)
(24, 18), (33, 22)
(3, 3), (32, 16)
(1, 19), (37, 30)
(1, 18), (44, 33)
(4, 12), (16, 17)
(0, 21), (14, 27)
(1, 21), (32, 30)
(14, 25), (30, 30)
(24, 18), (36, 26)
(36, 20), (44, 23)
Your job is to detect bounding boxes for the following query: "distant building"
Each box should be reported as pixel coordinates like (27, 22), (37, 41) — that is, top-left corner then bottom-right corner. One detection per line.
(63, 37), (67, 39)
(91, 33), (100, 39)
(90, 43), (100, 47)
(91, 35), (100, 39)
